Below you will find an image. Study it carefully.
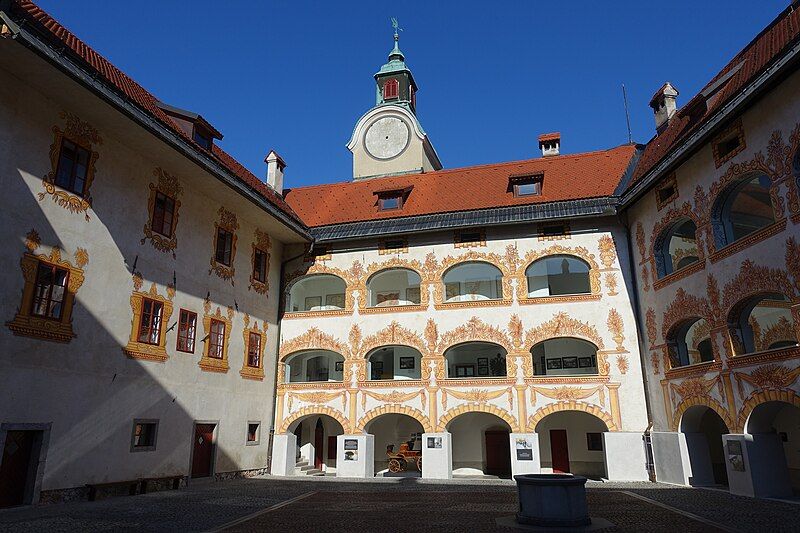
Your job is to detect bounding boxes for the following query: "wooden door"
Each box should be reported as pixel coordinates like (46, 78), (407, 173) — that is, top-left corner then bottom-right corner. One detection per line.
(327, 436), (337, 461)
(484, 430), (511, 476)
(0, 431), (36, 508)
(314, 419), (324, 469)
(550, 429), (570, 473)
(191, 424), (215, 478)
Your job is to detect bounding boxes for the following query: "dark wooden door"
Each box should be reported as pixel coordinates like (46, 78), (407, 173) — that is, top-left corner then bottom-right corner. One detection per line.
(550, 429), (570, 473)
(484, 430), (511, 476)
(0, 431), (36, 508)
(191, 424), (215, 478)
(314, 420), (324, 469)
(327, 436), (337, 461)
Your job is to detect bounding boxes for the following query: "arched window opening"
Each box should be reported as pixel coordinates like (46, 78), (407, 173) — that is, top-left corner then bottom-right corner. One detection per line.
(656, 218), (699, 277)
(444, 342), (507, 378)
(734, 293), (796, 354)
(285, 350), (345, 383)
(383, 78), (399, 100)
(367, 268), (421, 307)
(531, 338), (598, 376)
(288, 274), (346, 312)
(443, 262), (503, 302)
(718, 173), (775, 246)
(366, 345), (422, 380)
(667, 318), (713, 368)
(526, 256), (591, 297)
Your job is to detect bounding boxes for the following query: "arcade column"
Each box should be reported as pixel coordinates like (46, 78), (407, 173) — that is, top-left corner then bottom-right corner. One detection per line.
(336, 434), (375, 478)
(421, 432), (452, 479)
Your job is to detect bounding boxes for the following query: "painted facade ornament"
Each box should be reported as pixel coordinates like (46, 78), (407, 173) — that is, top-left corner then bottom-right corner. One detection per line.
(635, 222), (646, 261)
(524, 311), (605, 349)
(616, 355), (629, 374)
(141, 168), (183, 257)
(440, 387), (510, 410)
(249, 229), (271, 296)
(209, 206), (239, 284)
(24, 229), (41, 252)
(597, 235), (617, 270)
(785, 237), (800, 294)
(671, 375), (719, 402)
(361, 321), (427, 357)
(123, 280), (175, 362)
(607, 309), (626, 352)
(40, 112), (102, 221)
(516, 244), (601, 302)
(605, 273), (618, 296)
(645, 307), (657, 346)
(508, 314), (524, 349)
(641, 264), (651, 292)
(651, 352), (660, 374)
(437, 316), (512, 353)
(734, 364), (800, 398)
(279, 327), (347, 361)
(240, 313), (268, 380)
(361, 389), (425, 411)
(661, 288), (712, 340)
(721, 260), (795, 319)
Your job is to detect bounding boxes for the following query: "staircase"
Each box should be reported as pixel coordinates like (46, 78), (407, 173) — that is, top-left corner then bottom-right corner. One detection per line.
(294, 457), (324, 476)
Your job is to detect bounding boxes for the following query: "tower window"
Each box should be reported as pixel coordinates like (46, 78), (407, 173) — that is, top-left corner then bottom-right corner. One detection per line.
(383, 78), (399, 100)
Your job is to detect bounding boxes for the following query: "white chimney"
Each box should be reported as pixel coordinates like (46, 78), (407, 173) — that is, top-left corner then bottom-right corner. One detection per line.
(264, 150), (286, 194)
(650, 82), (679, 134)
(538, 132), (560, 157)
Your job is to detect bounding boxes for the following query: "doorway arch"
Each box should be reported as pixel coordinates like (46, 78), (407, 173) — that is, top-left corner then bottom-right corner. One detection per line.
(745, 399), (800, 494)
(286, 413), (345, 475)
(680, 404), (730, 486)
(445, 411), (512, 478)
(534, 410), (609, 478)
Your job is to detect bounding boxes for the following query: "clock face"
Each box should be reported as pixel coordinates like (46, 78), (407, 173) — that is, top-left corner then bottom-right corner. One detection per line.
(364, 116), (410, 160)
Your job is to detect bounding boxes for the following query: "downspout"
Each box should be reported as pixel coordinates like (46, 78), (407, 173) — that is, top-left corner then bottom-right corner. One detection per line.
(266, 242), (312, 472)
(619, 211), (657, 482)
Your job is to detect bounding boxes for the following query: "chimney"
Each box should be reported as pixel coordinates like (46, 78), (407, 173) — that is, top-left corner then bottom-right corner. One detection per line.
(264, 150), (286, 194)
(538, 132), (560, 157)
(650, 82), (679, 134)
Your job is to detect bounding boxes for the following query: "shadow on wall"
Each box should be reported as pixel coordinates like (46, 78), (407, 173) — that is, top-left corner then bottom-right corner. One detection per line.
(0, 149), (269, 506)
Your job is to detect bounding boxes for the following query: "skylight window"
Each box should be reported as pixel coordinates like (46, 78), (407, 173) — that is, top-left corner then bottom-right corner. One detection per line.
(379, 195), (402, 210)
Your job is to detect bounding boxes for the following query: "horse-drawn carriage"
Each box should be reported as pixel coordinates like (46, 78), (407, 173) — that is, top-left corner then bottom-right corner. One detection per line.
(386, 433), (422, 473)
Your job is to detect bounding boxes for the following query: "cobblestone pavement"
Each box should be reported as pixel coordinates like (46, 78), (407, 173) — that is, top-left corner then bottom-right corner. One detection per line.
(0, 477), (797, 532)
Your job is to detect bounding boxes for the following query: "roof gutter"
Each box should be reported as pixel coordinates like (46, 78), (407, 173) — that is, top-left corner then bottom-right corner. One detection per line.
(620, 36), (800, 207)
(1, 11), (311, 241)
(310, 197), (619, 242)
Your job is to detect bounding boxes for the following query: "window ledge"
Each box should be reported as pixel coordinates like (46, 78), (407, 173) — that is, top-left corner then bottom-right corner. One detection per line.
(283, 309), (351, 319)
(664, 360), (721, 380)
(519, 293), (600, 305)
(240, 367), (265, 381)
(7, 316), (75, 343)
(653, 261), (705, 291)
(525, 375), (610, 385)
(198, 357), (229, 373)
(123, 345), (168, 362)
(360, 379), (425, 388)
(361, 304), (425, 315)
(435, 299), (511, 310)
(709, 220), (787, 264)
(726, 345), (800, 369)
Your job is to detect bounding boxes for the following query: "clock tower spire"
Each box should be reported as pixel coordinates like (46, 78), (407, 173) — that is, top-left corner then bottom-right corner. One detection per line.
(346, 19), (442, 180)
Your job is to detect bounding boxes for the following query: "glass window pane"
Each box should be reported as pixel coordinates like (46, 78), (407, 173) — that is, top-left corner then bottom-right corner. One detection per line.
(443, 263), (503, 302)
(727, 174), (775, 242)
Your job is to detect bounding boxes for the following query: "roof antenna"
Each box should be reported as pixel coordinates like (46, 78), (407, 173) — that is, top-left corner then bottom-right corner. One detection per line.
(622, 83), (633, 144)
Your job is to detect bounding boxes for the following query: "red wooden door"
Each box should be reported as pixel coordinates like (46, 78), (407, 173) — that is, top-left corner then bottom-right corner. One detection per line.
(191, 424), (215, 478)
(550, 429), (570, 473)
(0, 431), (36, 508)
(484, 430), (511, 476)
(327, 436), (337, 461)
(314, 420), (324, 469)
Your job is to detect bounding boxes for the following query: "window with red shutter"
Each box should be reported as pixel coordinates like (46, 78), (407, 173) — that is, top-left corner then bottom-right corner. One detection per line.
(383, 78), (399, 100)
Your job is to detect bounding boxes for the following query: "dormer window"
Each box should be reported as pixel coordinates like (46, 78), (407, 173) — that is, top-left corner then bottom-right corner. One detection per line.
(383, 78), (399, 100)
(193, 128), (212, 150)
(509, 174), (543, 197)
(374, 186), (412, 212)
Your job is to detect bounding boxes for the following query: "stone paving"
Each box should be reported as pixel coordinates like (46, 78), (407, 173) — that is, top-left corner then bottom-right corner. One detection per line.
(0, 477), (797, 532)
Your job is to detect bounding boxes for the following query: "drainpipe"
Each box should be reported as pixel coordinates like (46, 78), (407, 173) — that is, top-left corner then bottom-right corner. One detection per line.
(266, 242), (312, 472)
(619, 211), (657, 482)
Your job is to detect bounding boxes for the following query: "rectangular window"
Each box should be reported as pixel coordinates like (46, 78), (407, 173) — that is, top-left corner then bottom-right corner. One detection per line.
(193, 128), (212, 150)
(137, 298), (164, 345)
(253, 248), (268, 283)
(31, 262), (69, 320)
(208, 319), (226, 359)
(151, 191), (176, 237)
(54, 138), (90, 197)
(247, 422), (260, 444)
(514, 181), (541, 197)
(460, 231), (482, 243)
(379, 195), (402, 211)
(215, 228), (233, 266)
(176, 309), (197, 353)
(586, 432), (603, 451)
(541, 224), (565, 238)
(385, 239), (405, 250)
(247, 332), (262, 368)
(131, 420), (158, 452)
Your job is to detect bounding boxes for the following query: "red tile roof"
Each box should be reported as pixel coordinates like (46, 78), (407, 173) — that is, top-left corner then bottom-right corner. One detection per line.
(9, 0), (304, 226)
(630, 2), (800, 187)
(284, 145), (638, 227)
(538, 132), (561, 143)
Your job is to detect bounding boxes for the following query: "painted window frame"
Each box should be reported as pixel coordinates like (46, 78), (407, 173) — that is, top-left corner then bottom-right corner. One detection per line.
(176, 308), (197, 353)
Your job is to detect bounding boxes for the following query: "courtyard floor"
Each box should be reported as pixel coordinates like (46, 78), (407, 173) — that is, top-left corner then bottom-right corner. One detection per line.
(0, 477), (797, 532)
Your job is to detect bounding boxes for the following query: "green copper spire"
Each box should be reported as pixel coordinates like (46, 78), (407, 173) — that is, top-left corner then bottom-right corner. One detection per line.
(374, 18), (417, 111)
(388, 17), (404, 61)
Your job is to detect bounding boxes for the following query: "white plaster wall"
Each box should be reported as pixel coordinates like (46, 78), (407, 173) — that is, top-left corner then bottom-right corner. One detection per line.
(625, 68), (800, 433)
(535, 410), (608, 478)
(0, 55), (296, 492)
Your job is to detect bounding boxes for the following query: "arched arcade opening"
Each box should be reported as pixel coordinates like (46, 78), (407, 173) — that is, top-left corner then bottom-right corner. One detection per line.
(680, 405), (729, 487)
(287, 414), (345, 475)
(365, 413), (425, 477)
(446, 411), (512, 478)
(746, 400), (800, 495)
(535, 410), (609, 478)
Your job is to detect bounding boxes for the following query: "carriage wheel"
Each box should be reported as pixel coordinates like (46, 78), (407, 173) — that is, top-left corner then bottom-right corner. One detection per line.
(388, 459), (402, 473)
(416, 456), (422, 471)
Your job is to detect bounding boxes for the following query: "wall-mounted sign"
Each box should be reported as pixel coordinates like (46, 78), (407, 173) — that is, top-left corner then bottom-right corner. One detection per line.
(726, 440), (745, 472)
(515, 437), (534, 461)
(427, 436), (442, 449)
(344, 439), (358, 450)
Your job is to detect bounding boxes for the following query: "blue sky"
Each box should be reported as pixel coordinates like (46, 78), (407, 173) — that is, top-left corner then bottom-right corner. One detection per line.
(36, 1), (788, 187)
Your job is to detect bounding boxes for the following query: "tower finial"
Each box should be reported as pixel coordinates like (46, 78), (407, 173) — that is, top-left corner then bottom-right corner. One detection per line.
(388, 17), (404, 61)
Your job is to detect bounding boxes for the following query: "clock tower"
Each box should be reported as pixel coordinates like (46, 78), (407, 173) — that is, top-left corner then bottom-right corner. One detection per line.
(347, 23), (442, 180)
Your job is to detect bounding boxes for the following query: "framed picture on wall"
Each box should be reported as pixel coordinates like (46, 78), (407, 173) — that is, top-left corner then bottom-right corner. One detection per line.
(376, 291), (400, 306)
(335, 361), (344, 372)
(562, 356), (578, 369)
(304, 296), (322, 311)
(546, 358), (563, 370)
(578, 357), (593, 368)
(477, 357), (489, 366)
(477, 366), (489, 376)
(455, 364), (476, 377)
(399, 357), (415, 369)
(405, 286), (421, 304)
(326, 293), (345, 309)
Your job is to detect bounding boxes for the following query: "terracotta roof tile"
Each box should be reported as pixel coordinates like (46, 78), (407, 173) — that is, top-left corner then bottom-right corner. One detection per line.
(10, 0), (304, 225)
(284, 145), (638, 227)
(630, 2), (800, 187)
